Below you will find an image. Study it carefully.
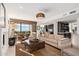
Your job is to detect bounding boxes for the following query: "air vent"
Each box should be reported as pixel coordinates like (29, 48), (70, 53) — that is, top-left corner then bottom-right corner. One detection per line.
(69, 10), (76, 14)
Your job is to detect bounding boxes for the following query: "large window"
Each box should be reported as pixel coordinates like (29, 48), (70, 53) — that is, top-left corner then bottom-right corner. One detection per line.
(15, 24), (20, 32)
(15, 23), (32, 32)
(21, 24), (30, 32)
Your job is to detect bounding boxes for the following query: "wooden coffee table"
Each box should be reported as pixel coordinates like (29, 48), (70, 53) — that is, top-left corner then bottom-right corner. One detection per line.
(23, 39), (45, 52)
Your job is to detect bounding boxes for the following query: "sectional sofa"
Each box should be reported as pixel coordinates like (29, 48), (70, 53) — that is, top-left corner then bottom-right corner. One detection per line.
(39, 32), (71, 49)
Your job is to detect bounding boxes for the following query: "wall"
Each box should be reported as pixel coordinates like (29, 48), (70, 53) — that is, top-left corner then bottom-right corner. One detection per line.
(0, 28), (9, 56)
(72, 34), (79, 48)
(77, 18), (79, 34)
(37, 20), (58, 36)
(0, 17), (9, 56)
(9, 22), (16, 37)
(32, 23), (37, 32)
(0, 3), (9, 54)
(9, 19), (37, 37)
(0, 29), (2, 55)
(71, 18), (79, 48)
(54, 22), (58, 34)
(0, 3), (9, 56)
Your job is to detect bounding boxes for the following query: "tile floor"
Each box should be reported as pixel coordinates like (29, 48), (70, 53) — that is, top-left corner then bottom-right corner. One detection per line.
(5, 46), (15, 56)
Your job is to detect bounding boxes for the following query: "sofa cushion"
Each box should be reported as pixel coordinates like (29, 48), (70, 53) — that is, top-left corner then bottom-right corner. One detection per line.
(54, 35), (64, 40)
(46, 39), (58, 44)
(48, 34), (55, 39)
(44, 32), (49, 38)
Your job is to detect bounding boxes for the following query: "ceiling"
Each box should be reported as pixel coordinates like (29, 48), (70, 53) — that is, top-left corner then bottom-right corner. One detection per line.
(4, 3), (79, 24)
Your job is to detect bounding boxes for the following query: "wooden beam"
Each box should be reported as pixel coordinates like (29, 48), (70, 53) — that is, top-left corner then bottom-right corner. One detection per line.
(10, 18), (37, 24)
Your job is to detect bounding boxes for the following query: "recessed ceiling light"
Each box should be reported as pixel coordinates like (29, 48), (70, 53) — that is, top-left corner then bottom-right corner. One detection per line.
(19, 6), (23, 9)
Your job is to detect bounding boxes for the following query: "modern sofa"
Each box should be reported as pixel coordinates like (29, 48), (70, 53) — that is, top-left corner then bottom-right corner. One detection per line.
(39, 32), (71, 49)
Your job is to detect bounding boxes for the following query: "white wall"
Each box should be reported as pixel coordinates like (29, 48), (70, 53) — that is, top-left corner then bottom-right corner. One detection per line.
(71, 18), (79, 48)
(0, 28), (9, 56)
(72, 34), (79, 48)
(77, 18), (79, 34)
(0, 3), (10, 55)
(54, 22), (58, 34)
(0, 29), (2, 55)
(0, 17), (9, 56)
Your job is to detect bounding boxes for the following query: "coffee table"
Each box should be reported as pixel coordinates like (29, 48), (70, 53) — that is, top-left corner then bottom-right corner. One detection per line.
(23, 39), (45, 52)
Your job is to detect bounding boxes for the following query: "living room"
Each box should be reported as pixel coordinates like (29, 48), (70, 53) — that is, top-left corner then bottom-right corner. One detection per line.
(1, 3), (79, 56)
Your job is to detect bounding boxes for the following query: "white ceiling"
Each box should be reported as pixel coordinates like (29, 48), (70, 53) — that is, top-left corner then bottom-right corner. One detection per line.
(4, 3), (79, 23)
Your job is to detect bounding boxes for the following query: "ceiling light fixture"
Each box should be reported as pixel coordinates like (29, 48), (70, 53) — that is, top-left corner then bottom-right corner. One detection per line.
(36, 11), (45, 20)
(19, 6), (23, 9)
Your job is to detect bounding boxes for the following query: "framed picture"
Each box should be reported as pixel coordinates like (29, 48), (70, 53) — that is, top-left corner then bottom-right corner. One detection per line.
(0, 3), (6, 28)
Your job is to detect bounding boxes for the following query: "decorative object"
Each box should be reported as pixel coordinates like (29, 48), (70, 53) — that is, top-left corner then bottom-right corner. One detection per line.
(9, 37), (16, 46)
(0, 3), (6, 28)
